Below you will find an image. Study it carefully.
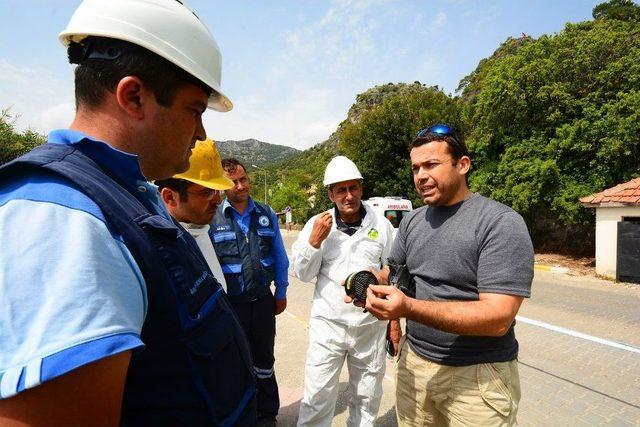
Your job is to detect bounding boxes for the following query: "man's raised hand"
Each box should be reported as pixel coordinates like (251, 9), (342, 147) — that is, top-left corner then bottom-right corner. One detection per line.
(309, 212), (333, 248)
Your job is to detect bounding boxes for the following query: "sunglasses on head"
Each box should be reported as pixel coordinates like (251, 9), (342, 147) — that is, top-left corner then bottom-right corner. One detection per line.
(416, 124), (455, 138)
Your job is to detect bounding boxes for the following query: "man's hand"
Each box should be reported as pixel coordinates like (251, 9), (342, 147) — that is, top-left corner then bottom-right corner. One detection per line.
(364, 285), (410, 320)
(387, 319), (402, 356)
(342, 267), (388, 306)
(275, 298), (287, 315)
(344, 294), (357, 304)
(343, 292), (365, 307)
(308, 212), (332, 248)
(371, 266), (390, 286)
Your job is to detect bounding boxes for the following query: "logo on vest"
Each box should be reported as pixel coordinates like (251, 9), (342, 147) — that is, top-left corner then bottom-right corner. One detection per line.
(216, 225), (232, 231)
(189, 271), (210, 295)
(258, 215), (270, 227)
(367, 228), (379, 240)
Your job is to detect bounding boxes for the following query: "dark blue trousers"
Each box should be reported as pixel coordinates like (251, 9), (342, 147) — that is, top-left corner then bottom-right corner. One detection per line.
(230, 291), (279, 420)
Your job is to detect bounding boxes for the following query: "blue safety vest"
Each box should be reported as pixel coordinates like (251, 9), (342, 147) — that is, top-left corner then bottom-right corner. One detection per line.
(0, 144), (256, 426)
(210, 202), (276, 303)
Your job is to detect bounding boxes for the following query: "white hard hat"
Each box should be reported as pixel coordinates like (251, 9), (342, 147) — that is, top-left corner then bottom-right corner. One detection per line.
(323, 156), (363, 187)
(59, 0), (232, 112)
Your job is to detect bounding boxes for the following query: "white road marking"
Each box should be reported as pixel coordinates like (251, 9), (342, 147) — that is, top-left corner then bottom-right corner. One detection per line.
(516, 316), (640, 355)
(281, 310), (640, 392)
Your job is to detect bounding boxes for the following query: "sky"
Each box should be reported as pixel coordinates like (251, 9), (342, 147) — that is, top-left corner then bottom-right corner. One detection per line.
(0, 0), (602, 150)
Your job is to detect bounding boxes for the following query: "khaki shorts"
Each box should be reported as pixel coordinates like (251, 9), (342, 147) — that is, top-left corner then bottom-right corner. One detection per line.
(395, 338), (521, 426)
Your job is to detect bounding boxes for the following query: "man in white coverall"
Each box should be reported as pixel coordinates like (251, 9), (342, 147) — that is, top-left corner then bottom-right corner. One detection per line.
(156, 139), (232, 290)
(292, 156), (395, 426)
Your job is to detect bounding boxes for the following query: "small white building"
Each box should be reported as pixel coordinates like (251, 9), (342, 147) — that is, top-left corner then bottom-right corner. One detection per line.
(580, 178), (640, 282)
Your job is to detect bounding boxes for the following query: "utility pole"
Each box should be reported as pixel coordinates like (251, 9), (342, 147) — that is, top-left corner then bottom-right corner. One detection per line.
(251, 164), (267, 205)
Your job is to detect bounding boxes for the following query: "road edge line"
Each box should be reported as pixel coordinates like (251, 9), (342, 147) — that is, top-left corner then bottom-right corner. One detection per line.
(516, 315), (640, 354)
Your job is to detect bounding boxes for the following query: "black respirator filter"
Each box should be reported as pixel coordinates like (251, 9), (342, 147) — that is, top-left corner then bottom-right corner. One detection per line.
(343, 270), (378, 303)
(387, 262), (415, 298)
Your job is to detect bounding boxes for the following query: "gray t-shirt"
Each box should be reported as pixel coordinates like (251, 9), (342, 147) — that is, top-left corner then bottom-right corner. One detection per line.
(389, 193), (534, 366)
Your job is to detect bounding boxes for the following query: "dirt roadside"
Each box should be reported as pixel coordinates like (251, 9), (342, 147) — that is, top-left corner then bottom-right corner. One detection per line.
(535, 252), (596, 277)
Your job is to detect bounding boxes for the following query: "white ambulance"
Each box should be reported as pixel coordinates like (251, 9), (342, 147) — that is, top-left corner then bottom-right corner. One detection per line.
(365, 196), (413, 228)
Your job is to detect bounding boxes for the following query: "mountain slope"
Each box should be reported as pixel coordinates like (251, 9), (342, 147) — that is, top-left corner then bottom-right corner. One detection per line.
(262, 82), (431, 221)
(216, 138), (299, 167)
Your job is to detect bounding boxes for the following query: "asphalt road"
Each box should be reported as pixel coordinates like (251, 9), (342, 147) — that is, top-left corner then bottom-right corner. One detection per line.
(273, 230), (640, 426)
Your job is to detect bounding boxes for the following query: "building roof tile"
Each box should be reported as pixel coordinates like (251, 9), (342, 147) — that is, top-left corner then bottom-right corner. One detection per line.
(580, 177), (640, 206)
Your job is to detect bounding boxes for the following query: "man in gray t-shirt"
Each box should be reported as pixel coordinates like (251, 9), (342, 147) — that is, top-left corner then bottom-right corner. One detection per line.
(351, 124), (534, 426)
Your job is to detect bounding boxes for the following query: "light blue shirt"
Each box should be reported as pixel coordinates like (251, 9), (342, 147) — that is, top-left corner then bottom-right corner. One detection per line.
(0, 129), (152, 399)
(221, 197), (289, 299)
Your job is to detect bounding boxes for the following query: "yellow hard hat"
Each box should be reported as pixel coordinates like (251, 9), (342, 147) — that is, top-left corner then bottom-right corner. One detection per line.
(174, 139), (233, 190)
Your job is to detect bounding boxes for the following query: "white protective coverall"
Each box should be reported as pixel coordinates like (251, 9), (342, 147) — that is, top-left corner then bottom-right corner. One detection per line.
(180, 222), (227, 292)
(292, 202), (395, 427)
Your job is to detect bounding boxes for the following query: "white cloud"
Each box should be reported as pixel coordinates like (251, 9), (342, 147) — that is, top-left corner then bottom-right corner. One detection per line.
(0, 60), (74, 135)
(229, 0), (401, 149)
(40, 102), (75, 131)
(0, 0), (407, 151)
(0, 55), (337, 150)
(278, 0), (395, 80)
(204, 83), (341, 150)
(468, 4), (500, 36)
(433, 11), (447, 29)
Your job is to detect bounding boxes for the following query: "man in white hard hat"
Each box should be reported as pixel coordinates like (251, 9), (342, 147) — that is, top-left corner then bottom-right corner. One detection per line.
(156, 139), (232, 291)
(0, 1), (256, 426)
(291, 156), (396, 426)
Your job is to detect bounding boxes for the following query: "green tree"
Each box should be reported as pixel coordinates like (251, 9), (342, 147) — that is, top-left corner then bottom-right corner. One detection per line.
(264, 141), (337, 223)
(593, 0), (640, 21)
(459, 18), (640, 252)
(268, 180), (316, 224)
(262, 83), (436, 223)
(0, 109), (45, 164)
(339, 85), (461, 207)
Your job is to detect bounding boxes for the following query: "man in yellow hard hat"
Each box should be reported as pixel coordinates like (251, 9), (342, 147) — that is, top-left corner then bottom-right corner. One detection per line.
(157, 139), (233, 290)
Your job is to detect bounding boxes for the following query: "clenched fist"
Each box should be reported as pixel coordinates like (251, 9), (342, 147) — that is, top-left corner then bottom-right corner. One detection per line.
(309, 211), (333, 248)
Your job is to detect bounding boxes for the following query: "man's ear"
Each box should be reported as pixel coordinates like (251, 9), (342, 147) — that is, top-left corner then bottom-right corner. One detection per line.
(115, 76), (149, 120)
(457, 156), (471, 176)
(327, 188), (334, 203)
(160, 187), (178, 207)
